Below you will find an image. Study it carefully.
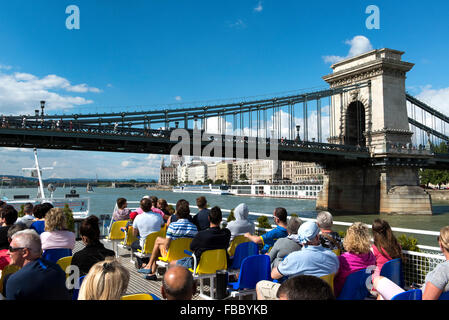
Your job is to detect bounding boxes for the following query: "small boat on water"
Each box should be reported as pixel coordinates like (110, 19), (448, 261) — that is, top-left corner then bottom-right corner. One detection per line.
(86, 183), (94, 193)
(1, 148), (90, 220)
(172, 184), (232, 195)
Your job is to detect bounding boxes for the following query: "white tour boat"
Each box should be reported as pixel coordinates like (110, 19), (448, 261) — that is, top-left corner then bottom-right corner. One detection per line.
(1, 148), (90, 220)
(172, 184), (232, 195)
(229, 184), (323, 199)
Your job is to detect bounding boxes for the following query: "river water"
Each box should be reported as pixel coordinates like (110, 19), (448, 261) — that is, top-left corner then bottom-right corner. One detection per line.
(2, 187), (448, 247)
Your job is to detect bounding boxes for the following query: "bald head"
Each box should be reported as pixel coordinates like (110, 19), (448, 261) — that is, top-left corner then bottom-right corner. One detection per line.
(161, 266), (196, 300)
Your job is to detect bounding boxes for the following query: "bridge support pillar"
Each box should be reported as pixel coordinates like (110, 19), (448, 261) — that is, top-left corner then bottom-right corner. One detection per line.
(316, 165), (432, 215)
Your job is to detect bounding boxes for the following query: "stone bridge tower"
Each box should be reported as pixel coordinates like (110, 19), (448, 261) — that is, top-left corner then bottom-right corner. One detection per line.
(316, 48), (433, 215)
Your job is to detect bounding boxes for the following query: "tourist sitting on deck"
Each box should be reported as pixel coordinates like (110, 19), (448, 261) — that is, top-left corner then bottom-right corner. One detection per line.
(371, 219), (402, 280)
(317, 211), (343, 252)
(138, 201), (198, 279)
(333, 222), (376, 297)
(40, 208), (76, 251)
(4, 229), (71, 300)
(129, 195), (151, 221)
(71, 215), (115, 276)
(157, 198), (171, 222)
(161, 265), (197, 300)
(171, 206), (231, 270)
(0, 223), (27, 271)
(276, 275), (335, 300)
(226, 203), (255, 242)
(244, 207), (289, 254)
(150, 196), (166, 220)
(15, 203), (35, 228)
(167, 199), (194, 225)
(373, 225), (449, 300)
(255, 221), (339, 300)
(112, 197), (130, 222)
(131, 198), (165, 269)
(78, 258), (130, 300)
(192, 196), (211, 231)
(0, 205), (18, 250)
(30, 203), (53, 235)
(268, 217), (303, 269)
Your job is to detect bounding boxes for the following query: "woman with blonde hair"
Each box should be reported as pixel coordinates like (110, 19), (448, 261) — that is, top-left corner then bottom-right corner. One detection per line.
(40, 207), (75, 251)
(374, 225), (449, 300)
(78, 258), (130, 300)
(333, 222), (376, 297)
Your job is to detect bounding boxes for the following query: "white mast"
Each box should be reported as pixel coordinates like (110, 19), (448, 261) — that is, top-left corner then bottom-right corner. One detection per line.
(22, 148), (53, 199)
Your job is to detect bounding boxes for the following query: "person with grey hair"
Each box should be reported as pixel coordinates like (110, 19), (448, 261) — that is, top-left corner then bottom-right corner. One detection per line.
(4, 229), (70, 300)
(316, 211), (342, 252)
(267, 217), (303, 269)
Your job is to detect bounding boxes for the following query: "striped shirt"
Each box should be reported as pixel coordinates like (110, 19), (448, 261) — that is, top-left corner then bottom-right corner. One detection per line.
(166, 219), (198, 240)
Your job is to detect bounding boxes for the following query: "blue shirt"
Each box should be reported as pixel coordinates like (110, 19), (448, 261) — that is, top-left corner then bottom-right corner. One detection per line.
(30, 220), (45, 235)
(277, 244), (340, 278)
(5, 258), (71, 300)
(260, 226), (288, 254)
(166, 219), (198, 240)
(133, 211), (164, 248)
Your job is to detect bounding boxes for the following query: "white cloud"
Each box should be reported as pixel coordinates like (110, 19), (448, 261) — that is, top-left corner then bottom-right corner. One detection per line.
(254, 1), (263, 12)
(416, 85), (449, 114)
(175, 96), (182, 101)
(0, 64), (12, 70)
(323, 35), (373, 64)
(0, 71), (101, 114)
(228, 19), (246, 29)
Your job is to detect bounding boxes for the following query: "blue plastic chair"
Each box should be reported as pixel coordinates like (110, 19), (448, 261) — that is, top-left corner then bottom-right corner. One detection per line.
(228, 254), (271, 290)
(42, 248), (72, 263)
(439, 291), (449, 300)
(380, 258), (404, 289)
(391, 289), (422, 300)
(229, 241), (259, 270)
(337, 268), (371, 300)
(72, 275), (86, 300)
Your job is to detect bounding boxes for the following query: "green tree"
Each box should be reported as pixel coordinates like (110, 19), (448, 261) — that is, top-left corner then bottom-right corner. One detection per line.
(227, 208), (236, 222)
(18, 204), (25, 218)
(257, 216), (272, 229)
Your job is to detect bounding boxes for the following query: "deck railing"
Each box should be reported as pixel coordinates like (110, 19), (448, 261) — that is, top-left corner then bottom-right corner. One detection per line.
(102, 201), (445, 288)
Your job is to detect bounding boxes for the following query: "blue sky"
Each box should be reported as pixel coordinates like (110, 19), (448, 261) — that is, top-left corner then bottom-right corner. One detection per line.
(0, 0), (448, 179)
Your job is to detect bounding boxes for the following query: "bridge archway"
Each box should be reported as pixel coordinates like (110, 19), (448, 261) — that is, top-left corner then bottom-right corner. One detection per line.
(345, 101), (366, 147)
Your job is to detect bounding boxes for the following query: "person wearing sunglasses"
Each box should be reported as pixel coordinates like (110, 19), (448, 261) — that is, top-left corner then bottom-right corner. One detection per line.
(4, 229), (70, 300)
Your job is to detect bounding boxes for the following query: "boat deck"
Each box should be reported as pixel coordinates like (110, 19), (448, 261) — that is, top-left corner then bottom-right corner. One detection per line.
(74, 240), (207, 300)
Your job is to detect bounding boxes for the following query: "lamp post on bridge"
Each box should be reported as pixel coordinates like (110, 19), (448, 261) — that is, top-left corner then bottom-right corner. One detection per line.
(296, 125), (301, 142)
(40, 101), (45, 125)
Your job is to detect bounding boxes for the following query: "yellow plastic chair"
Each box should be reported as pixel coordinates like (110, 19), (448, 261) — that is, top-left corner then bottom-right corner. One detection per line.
(332, 248), (341, 256)
(121, 293), (154, 300)
(227, 235), (250, 257)
(320, 273), (335, 293)
(188, 249), (228, 300)
(159, 224), (167, 238)
(105, 220), (128, 257)
(56, 256), (73, 278)
(134, 230), (163, 259)
(158, 237), (193, 264)
(0, 265), (20, 294)
(120, 226), (138, 248)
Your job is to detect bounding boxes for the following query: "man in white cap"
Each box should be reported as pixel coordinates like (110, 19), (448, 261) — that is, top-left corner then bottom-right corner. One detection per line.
(256, 221), (339, 300)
